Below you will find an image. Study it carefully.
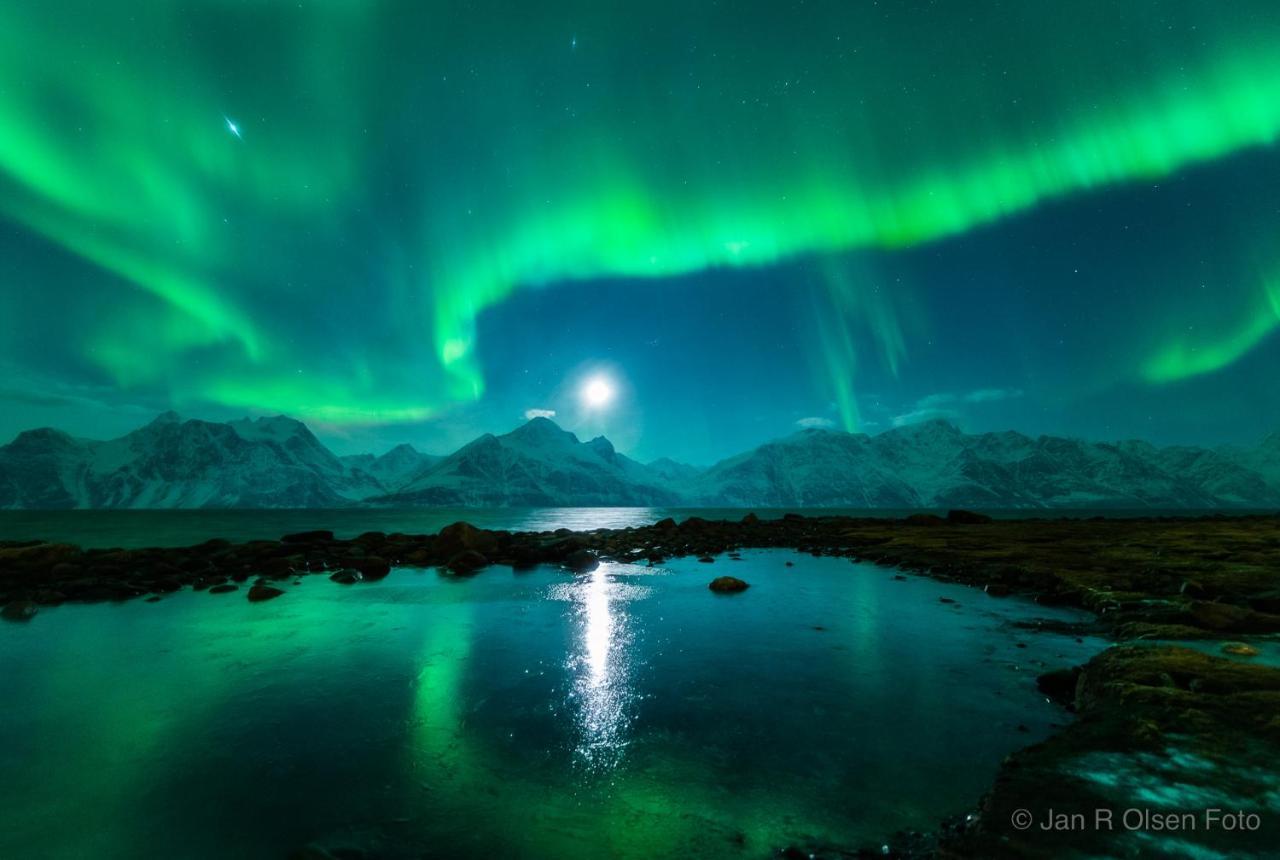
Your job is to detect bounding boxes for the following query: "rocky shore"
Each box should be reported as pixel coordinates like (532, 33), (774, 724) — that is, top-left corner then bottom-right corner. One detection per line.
(3, 511), (1279, 858)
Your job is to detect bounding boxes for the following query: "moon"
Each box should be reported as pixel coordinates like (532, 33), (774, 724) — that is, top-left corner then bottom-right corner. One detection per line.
(580, 374), (616, 410)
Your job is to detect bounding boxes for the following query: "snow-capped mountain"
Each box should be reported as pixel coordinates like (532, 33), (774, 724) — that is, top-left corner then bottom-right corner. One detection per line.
(681, 419), (1280, 508)
(0, 412), (411, 509)
(0, 413), (1277, 509)
(340, 444), (439, 494)
(376, 417), (679, 506)
(1217, 431), (1280, 495)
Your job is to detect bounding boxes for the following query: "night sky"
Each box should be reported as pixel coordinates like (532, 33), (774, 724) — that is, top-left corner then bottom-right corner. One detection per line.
(2, 1), (1279, 464)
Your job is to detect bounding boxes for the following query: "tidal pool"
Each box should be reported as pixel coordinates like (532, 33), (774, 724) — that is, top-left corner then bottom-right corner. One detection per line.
(0, 551), (1104, 859)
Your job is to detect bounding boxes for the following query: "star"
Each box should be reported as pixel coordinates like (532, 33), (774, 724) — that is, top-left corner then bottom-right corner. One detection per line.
(224, 116), (242, 139)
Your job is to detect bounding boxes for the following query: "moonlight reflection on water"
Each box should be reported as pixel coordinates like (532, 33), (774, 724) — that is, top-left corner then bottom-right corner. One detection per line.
(556, 564), (651, 771)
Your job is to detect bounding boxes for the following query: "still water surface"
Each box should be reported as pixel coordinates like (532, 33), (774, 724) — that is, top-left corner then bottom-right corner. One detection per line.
(0, 550), (1103, 859)
(0, 506), (1242, 549)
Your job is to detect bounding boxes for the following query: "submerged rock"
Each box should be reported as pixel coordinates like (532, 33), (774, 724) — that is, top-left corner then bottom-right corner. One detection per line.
(247, 584), (285, 602)
(329, 569), (363, 585)
(208, 583), (238, 594)
(1, 600), (38, 622)
(1222, 641), (1260, 657)
(709, 576), (749, 593)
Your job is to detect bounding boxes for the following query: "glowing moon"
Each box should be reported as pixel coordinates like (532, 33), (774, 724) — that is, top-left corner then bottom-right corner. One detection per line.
(580, 374), (616, 410)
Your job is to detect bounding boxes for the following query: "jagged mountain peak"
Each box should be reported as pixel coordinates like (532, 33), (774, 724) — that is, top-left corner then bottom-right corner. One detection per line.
(2, 411), (1279, 510)
(7, 426), (78, 450)
(148, 410), (183, 427)
(502, 416), (580, 446)
(228, 414), (311, 440)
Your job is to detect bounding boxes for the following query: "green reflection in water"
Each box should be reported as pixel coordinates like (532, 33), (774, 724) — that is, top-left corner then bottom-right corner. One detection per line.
(0, 553), (1109, 859)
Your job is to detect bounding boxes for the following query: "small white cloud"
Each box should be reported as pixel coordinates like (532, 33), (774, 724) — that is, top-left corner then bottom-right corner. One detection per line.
(796, 416), (836, 429)
(524, 408), (556, 420)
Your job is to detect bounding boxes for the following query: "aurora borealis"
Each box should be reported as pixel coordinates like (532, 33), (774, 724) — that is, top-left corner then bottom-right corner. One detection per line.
(3, 1), (1280, 462)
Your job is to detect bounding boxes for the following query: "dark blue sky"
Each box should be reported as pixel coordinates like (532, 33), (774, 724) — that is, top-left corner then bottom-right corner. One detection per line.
(1, 1), (1279, 463)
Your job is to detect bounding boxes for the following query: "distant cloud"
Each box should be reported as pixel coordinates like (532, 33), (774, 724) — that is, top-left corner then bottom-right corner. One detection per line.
(892, 387), (1024, 427)
(795, 416), (836, 429)
(524, 408), (556, 420)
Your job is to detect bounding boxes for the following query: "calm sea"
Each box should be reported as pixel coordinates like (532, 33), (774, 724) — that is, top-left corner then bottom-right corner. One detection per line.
(0, 550), (1105, 858)
(0, 506), (1258, 548)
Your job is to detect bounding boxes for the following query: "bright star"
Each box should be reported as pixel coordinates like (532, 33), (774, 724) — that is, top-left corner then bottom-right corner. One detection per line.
(224, 116), (242, 139)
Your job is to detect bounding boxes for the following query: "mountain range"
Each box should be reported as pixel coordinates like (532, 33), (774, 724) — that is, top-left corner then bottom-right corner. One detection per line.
(0, 412), (1277, 510)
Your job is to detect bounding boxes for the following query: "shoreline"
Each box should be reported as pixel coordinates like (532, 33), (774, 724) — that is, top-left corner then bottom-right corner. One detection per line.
(3, 511), (1279, 857)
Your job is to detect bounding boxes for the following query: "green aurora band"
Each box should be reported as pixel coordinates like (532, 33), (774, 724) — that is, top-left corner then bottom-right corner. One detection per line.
(1, 1), (1279, 427)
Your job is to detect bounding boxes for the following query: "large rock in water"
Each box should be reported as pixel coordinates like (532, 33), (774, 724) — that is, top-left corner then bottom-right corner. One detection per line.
(359, 556), (391, 580)
(1, 600), (38, 621)
(709, 576), (750, 594)
(247, 584), (285, 602)
(563, 549), (599, 572)
(446, 550), (489, 574)
(436, 521), (497, 557)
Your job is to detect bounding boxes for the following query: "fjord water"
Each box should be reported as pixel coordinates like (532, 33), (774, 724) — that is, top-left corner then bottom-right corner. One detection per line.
(0, 506), (1245, 549)
(0, 551), (1103, 859)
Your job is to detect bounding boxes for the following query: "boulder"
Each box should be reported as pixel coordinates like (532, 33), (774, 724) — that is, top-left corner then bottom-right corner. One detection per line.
(436, 522), (497, 557)
(329, 569), (363, 585)
(563, 549), (599, 573)
(1, 600), (38, 622)
(1190, 601), (1257, 632)
(247, 584), (285, 602)
(709, 576), (750, 594)
(446, 550), (489, 574)
(360, 557), (391, 580)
